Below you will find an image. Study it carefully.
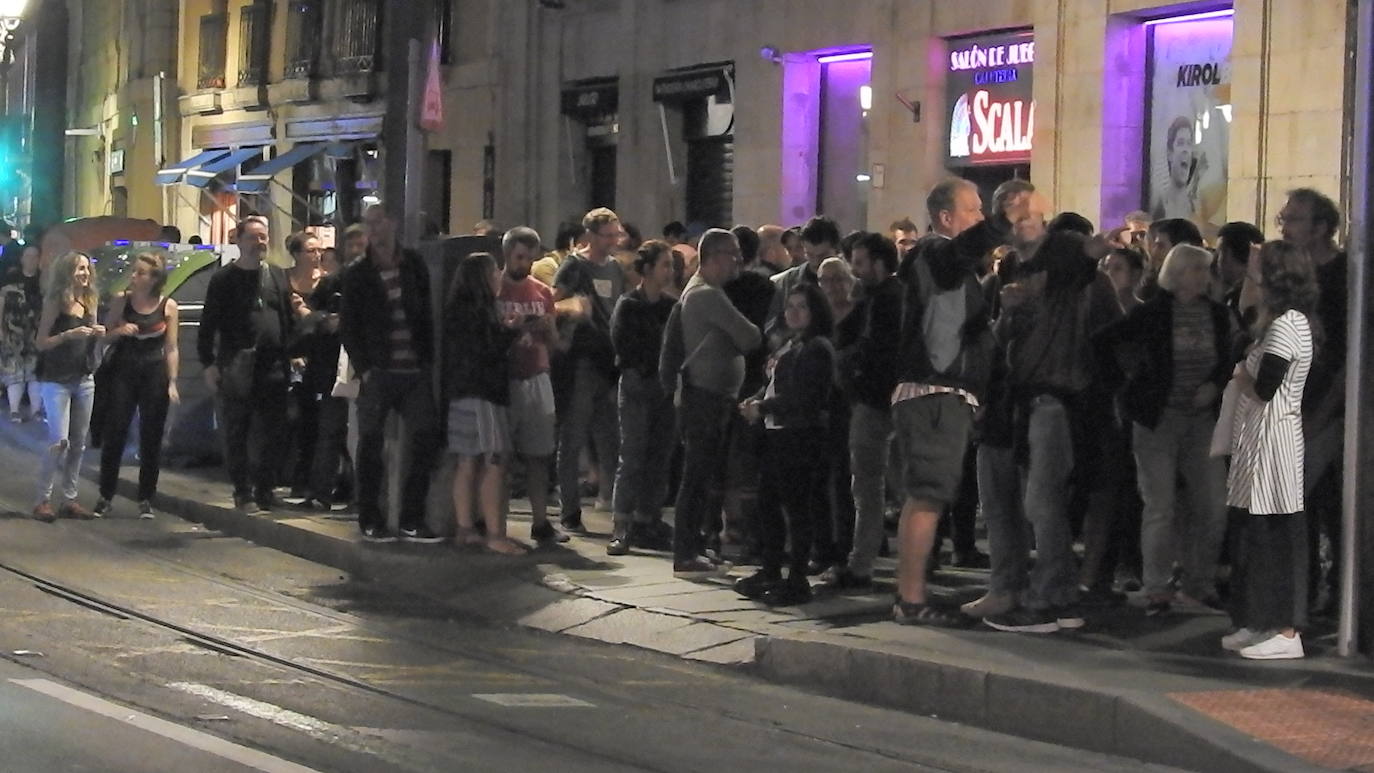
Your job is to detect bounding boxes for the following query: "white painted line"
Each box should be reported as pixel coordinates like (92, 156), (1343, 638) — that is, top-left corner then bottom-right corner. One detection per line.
(166, 681), (372, 758)
(10, 678), (322, 773)
(471, 693), (595, 708)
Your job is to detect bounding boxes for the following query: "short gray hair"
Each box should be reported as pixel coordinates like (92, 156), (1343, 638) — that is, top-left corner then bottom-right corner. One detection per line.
(697, 228), (738, 263)
(818, 256), (855, 288)
(926, 177), (978, 225)
(502, 226), (542, 255)
(1157, 244), (1213, 292)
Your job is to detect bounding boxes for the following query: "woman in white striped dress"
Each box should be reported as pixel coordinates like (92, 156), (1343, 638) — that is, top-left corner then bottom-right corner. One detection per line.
(1222, 240), (1318, 660)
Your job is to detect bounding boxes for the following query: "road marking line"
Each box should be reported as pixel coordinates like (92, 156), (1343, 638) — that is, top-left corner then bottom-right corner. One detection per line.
(471, 693), (595, 708)
(169, 682), (347, 736)
(10, 678), (322, 773)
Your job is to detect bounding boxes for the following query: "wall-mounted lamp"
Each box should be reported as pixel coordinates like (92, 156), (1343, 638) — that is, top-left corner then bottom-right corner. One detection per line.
(759, 45), (782, 64)
(859, 85), (872, 112)
(64, 127), (100, 137)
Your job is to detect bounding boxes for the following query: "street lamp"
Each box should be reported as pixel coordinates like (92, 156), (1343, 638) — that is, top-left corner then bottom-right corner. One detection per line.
(0, 0), (29, 69)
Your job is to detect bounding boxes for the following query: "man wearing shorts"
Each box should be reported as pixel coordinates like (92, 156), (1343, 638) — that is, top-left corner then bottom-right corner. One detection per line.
(498, 227), (567, 545)
(889, 178), (995, 626)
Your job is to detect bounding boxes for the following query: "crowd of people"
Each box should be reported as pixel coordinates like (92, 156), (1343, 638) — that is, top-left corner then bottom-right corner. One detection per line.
(3, 177), (1347, 662)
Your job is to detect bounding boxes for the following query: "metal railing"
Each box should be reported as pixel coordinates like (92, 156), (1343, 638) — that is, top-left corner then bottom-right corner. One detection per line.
(237, 1), (272, 87)
(197, 12), (227, 90)
(284, 0), (322, 79)
(331, 0), (381, 76)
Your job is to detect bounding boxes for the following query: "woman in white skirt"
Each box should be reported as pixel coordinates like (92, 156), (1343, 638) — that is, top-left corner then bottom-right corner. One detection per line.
(1222, 240), (1317, 660)
(443, 252), (529, 555)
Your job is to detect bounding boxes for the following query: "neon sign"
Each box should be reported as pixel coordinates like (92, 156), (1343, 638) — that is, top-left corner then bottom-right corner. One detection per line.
(945, 31), (1035, 166)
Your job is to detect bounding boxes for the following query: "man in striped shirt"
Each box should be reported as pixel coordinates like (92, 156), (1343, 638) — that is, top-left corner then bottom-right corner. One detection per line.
(340, 205), (443, 544)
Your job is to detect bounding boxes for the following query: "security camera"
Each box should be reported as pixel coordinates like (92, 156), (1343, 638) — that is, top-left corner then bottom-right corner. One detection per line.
(759, 45), (782, 63)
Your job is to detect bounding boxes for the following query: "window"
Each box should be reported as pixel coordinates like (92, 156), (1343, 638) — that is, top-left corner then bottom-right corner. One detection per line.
(197, 12), (228, 90)
(237, 1), (272, 87)
(284, 0), (323, 79)
(331, 0), (382, 76)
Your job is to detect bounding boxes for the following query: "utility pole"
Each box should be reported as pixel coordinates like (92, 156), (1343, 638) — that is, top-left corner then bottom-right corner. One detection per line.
(382, 0), (434, 245)
(1345, 0), (1373, 658)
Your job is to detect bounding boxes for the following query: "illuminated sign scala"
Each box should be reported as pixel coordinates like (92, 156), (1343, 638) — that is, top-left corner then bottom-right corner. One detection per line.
(945, 31), (1035, 166)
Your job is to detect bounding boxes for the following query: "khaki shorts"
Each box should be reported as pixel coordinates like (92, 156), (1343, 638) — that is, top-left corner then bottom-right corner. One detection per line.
(892, 393), (974, 507)
(507, 373), (557, 457)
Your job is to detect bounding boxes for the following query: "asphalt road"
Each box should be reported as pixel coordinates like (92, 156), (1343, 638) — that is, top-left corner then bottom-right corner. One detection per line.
(0, 438), (1186, 773)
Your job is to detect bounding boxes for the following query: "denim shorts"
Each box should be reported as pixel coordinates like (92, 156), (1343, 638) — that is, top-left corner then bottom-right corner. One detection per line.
(892, 393), (974, 507)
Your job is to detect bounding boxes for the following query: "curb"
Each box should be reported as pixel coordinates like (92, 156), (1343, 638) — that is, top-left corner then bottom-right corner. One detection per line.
(753, 633), (1329, 773)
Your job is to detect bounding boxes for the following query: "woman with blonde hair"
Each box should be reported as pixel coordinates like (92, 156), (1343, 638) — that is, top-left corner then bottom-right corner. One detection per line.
(94, 251), (180, 519)
(1094, 243), (1238, 615)
(32, 250), (106, 521)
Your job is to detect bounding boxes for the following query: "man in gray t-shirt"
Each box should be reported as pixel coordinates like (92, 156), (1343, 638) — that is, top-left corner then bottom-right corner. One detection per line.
(671, 229), (761, 580)
(552, 208), (627, 531)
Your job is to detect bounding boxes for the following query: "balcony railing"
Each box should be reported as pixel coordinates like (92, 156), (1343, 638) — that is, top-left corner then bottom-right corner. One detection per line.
(237, 1), (272, 87)
(197, 12), (227, 90)
(331, 0), (381, 76)
(284, 0), (323, 79)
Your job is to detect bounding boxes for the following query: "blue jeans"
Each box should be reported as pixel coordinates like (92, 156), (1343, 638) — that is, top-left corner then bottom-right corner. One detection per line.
(612, 370), (675, 525)
(980, 395), (1078, 609)
(1132, 408), (1227, 598)
(37, 377), (95, 504)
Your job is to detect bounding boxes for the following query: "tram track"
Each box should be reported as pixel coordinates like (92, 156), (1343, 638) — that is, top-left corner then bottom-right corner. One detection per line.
(0, 537), (970, 773)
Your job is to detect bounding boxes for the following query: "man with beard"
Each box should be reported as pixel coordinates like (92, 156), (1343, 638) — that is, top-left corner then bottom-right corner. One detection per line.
(498, 226), (567, 546)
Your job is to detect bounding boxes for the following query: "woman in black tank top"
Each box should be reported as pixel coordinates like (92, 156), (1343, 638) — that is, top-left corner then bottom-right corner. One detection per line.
(94, 251), (181, 519)
(32, 251), (107, 522)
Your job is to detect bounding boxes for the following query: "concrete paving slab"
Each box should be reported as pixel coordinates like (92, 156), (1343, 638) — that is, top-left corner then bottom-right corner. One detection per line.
(638, 622), (752, 657)
(517, 598), (622, 633)
(684, 637), (757, 666)
(562, 608), (695, 646)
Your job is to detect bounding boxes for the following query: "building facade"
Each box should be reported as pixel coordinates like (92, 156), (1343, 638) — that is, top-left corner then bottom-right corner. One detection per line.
(58, 0), (1352, 245)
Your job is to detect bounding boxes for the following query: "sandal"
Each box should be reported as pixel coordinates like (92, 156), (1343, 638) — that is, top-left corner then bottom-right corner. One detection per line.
(453, 527), (486, 551)
(893, 600), (969, 628)
(484, 536), (529, 556)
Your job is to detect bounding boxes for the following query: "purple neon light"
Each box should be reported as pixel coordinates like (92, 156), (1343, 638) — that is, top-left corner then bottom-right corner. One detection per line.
(1142, 8), (1233, 26)
(816, 51), (873, 64)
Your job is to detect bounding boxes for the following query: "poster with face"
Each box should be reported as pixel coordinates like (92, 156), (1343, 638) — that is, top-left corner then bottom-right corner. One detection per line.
(1147, 16), (1233, 229)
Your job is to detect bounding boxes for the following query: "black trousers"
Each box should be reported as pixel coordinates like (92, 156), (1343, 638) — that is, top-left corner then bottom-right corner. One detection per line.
(218, 373), (288, 499)
(354, 370), (440, 533)
(310, 394), (351, 502)
(98, 358), (170, 502)
(287, 383), (321, 491)
(672, 384), (734, 563)
(758, 427), (827, 575)
(1228, 508), (1308, 631)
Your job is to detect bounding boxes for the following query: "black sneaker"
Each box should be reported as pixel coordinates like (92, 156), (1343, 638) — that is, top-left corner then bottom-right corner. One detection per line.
(821, 566), (874, 593)
(630, 521), (673, 551)
(361, 525), (398, 543)
(400, 524), (444, 543)
(983, 607), (1060, 634)
(559, 514), (586, 534)
(253, 490), (279, 513)
(531, 521), (570, 545)
(761, 574), (812, 606)
(952, 550), (992, 569)
(93, 498), (112, 518)
(1145, 597), (1172, 617)
(233, 492), (254, 513)
(606, 536), (630, 556)
(734, 569), (781, 599)
(1078, 583), (1126, 607)
(137, 500), (155, 520)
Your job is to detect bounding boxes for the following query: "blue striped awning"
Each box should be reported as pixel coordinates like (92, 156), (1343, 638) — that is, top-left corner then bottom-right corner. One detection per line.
(235, 142), (356, 193)
(154, 149), (230, 186)
(184, 146), (266, 189)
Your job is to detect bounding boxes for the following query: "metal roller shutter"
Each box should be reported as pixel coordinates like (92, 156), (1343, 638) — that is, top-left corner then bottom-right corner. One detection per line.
(686, 135), (733, 229)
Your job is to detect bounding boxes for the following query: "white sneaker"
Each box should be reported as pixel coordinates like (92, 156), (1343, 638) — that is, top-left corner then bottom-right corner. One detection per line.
(1239, 631), (1304, 660)
(1221, 627), (1265, 652)
(960, 590), (1016, 618)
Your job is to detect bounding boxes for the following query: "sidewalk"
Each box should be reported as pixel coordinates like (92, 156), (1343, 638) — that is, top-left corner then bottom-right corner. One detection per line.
(5, 419), (1372, 773)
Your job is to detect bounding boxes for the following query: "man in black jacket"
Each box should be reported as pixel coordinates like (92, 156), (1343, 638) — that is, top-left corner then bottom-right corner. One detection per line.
(829, 232), (903, 590)
(339, 205), (442, 543)
(200, 217), (293, 513)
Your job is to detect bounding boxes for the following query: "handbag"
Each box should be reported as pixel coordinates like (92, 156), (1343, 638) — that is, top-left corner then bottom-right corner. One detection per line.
(1209, 376), (1241, 458)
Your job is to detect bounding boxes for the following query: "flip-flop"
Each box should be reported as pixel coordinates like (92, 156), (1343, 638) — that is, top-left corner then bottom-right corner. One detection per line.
(484, 537), (529, 556)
